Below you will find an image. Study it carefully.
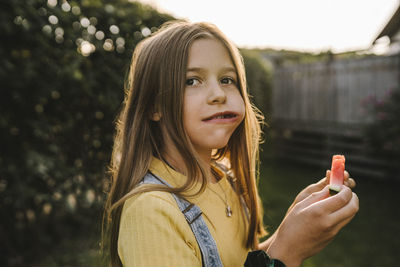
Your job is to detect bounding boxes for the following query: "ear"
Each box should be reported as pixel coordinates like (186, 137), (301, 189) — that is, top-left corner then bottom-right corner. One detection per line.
(151, 112), (161, 121)
(150, 99), (161, 121)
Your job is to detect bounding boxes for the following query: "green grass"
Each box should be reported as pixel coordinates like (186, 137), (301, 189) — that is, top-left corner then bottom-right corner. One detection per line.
(37, 158), (400, 266)
(259, 157), (400, 267)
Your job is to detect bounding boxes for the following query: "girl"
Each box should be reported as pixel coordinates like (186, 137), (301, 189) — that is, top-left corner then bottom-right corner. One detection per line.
(104, 21), (359, 267)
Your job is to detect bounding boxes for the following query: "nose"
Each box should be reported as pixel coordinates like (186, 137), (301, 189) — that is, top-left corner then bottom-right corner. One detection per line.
(207, 80), (226, 104)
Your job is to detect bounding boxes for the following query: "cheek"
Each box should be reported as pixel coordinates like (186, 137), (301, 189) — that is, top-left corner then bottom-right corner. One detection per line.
(182, 95), (200, 132)
(234, 93), (246, 120)
(183, 89), (205, 117)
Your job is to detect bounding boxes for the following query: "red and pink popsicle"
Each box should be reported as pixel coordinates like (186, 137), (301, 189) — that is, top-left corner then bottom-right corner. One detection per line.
(329, 155), (345, 195)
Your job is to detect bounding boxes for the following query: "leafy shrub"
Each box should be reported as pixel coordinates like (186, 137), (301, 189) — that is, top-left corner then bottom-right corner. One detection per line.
(0, 0), (173, 265)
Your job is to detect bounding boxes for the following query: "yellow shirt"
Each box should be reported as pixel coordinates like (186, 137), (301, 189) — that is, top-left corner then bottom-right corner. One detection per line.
(118, 157), (250, 266)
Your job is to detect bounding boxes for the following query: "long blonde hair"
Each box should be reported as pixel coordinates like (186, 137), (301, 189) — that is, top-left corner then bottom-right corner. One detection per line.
(104, 20), (266, 266)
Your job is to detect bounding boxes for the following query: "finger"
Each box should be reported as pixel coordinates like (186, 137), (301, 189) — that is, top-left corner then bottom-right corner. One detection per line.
(315, 186), (353, 213)
(326, 170), (331, 183)
(329, 192), (359, 223)
(295, 185), (330, 210)
(306, 177), (328, 193)
(344, 178), (356, 189)
(344, 170), (350, 181)
(326, 197), (358, 236)
(318, 176), (329, 186)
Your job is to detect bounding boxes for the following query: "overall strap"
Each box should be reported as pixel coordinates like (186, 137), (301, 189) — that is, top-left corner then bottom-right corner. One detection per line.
(142, 172), (224, 267)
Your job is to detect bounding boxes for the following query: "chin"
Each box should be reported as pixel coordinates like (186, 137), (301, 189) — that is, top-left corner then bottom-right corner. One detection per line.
(211, 140), (231, 150)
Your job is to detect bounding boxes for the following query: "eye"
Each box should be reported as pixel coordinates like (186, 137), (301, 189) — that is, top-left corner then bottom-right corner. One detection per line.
(220, 77), (236, 85)
(185, 78), (200, 86)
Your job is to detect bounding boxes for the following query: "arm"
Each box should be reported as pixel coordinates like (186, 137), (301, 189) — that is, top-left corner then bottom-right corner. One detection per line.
(118, 192), (202, 267)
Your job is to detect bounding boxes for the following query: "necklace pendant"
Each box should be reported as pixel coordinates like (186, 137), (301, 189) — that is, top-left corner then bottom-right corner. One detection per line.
(226, 205), (232, 217)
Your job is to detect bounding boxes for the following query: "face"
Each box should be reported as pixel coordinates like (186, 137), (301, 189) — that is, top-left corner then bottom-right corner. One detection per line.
(183, 38), (245, 159)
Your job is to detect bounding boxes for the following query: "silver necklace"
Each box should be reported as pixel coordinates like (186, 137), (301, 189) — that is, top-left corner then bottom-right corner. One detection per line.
(161, 157), (233, 217)
(210, 168), (232, 217)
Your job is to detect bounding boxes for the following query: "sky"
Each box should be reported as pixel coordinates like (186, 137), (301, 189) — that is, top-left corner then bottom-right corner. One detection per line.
(138, 0), (399, 53)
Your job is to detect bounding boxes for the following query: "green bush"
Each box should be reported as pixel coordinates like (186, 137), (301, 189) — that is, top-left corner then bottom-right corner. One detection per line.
(0, 0), (173, 265)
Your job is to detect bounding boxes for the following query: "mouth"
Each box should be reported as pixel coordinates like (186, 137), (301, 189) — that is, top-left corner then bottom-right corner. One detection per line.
(202, 111), (239, 121)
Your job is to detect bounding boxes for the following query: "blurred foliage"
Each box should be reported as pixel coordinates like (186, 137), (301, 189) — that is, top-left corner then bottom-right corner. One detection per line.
(363, 86), (400, 176)
(241, 49), (272, 121)
(0, 0), (173, 265)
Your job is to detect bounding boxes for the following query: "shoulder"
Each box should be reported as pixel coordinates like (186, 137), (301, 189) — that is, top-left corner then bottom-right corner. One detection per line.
(118, 191), (202, 266)
(124, 190), (177, 210)
(119, 190), (196, 237)
(121, 190), (182, 224)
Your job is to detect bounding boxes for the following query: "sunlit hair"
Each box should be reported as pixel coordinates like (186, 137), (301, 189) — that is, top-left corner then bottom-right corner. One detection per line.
(104, 20), (267, 266)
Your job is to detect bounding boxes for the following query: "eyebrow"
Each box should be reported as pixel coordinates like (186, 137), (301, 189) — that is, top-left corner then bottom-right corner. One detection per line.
(186, 66), (237, 74)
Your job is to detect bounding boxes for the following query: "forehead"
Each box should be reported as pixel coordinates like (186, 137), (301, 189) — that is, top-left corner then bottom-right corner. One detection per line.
(187, 38), (235, 70)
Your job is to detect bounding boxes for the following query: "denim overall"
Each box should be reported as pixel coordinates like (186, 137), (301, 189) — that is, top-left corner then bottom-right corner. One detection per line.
(141, 172), (224, 267)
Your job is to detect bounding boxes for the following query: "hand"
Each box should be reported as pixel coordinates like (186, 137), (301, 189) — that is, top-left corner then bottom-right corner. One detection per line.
(258, 170), (356, 252)
(266, 185), (359, 267)
(287, 170), (356, 215)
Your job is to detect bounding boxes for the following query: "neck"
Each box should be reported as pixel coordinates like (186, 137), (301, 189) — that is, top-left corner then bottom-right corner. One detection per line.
(161, 146), (217, 183)
(161, 147), (186, 175)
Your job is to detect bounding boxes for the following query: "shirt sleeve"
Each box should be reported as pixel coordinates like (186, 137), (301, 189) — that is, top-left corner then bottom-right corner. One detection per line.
(118, 191), (202, 267)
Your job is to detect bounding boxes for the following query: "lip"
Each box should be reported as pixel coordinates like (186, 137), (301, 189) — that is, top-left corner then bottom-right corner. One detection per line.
(202, 111), (240, 122)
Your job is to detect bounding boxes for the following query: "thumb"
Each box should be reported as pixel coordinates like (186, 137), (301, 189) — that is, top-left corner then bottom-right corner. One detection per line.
(296, 185), (330, 210)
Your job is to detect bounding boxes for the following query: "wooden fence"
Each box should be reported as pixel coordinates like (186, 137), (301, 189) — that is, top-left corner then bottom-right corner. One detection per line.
(270, 54), (400, 179)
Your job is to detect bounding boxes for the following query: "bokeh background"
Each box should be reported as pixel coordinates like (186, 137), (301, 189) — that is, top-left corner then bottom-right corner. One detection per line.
(1, 0), (399, 266)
